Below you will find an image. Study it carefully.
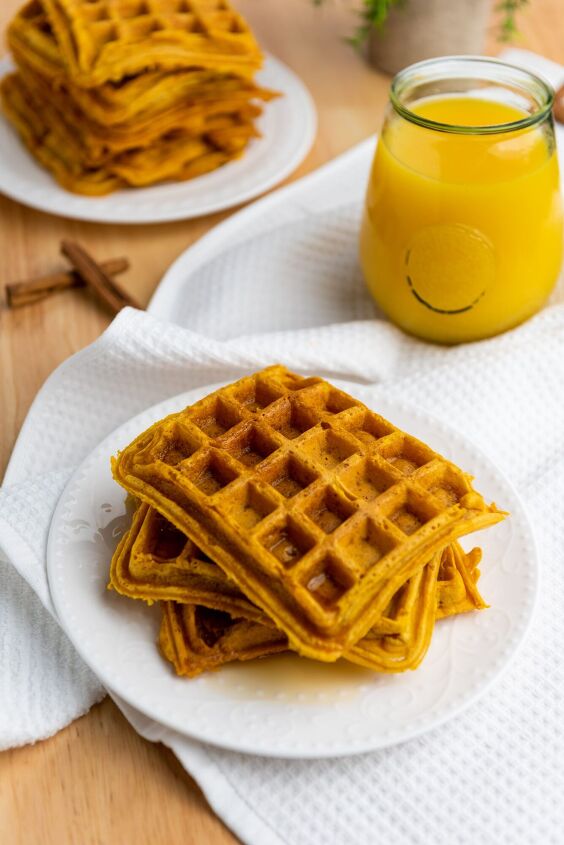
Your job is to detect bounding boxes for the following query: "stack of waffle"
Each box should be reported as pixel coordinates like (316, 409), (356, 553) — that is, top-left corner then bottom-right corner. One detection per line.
(110, 365), (506, 677)
(1, 0), (277, 195)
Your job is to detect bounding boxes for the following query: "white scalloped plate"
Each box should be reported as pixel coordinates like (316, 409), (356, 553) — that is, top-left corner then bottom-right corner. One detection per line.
(0, 54), (316, 224)
(46, 379), (536, 758)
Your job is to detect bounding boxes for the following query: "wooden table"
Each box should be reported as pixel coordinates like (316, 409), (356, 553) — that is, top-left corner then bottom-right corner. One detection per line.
(1, 2), (562, 842)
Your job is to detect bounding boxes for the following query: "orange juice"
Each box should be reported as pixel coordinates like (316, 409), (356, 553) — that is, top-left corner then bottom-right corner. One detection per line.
(360, 84), (563, 343)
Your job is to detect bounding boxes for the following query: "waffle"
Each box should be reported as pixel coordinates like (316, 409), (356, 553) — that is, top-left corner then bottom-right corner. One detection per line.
(1, 72), (117, 193)
(15, 60), (266, 159)
(8, 4), (273, 124)
(112, 365), (505, 661)
(346, 545), (483, 671)
(1, 71), (252, 194)
(3, 0), (277, 194)
(158, 544), (485, 677)
(8, 4), (276, 125)
(158, 558), (440, 676)
(115, 504), (485, 674)
(159, 601), (287, 677)
(7, 1), (64, 84)
(110, 501), (267, 621)
(40, 0), (263, 88)
(111, 503), (485, 619)
(4, 67), (260, 156)
(436, 542), (486, 619)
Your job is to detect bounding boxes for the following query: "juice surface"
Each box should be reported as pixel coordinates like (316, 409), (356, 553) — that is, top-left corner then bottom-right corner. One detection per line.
(360, 96), (563, 343)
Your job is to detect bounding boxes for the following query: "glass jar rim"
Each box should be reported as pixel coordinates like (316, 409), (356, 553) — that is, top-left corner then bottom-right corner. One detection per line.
(390, 56), (554, 135)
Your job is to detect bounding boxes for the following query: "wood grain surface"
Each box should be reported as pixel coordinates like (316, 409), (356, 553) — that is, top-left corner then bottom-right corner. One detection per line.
(1, 1), (563, 843)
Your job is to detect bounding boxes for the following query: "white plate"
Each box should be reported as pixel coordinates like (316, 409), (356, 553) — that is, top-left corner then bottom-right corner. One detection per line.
(46, 380), (536, 758)
(0, 54), (316, 224)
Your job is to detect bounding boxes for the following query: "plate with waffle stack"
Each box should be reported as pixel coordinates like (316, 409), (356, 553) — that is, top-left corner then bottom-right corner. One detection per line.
(46, 366), (537, 757)
(0, 1), (316, 223)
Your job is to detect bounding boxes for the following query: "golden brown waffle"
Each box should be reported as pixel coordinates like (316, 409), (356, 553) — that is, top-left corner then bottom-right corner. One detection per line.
(8, 4), (276, 124)
(111, 135), (233, 186)
(1, 72), (119, 193)
(15, 60), (266, 159)
(111, 502), (485, 622)
(7, 1), (64, 84)
(159, 602), (287, 678)
(1, 71), (248, 194)
(8, 9), (274, 125)
(115, 504), (486, 674)
(112, 365), (505, 661)
(40, 0), (263, 87)
(3, 0), (277, 193)
(158, 545), (484, 676)
(111, 502), (267, 621)
(436, 542), (486, 619)
(346, 550), (439, 671)
(159, 563), (440, 676)
(4, 69), (257, 157)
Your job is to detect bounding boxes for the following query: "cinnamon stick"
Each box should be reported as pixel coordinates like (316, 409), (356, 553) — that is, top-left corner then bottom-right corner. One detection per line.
(61, 240), (142, 314)
(6, 257), (129, 308)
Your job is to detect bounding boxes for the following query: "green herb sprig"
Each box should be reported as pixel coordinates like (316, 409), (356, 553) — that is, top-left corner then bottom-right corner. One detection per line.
(313, 0), (529, 47)
(496, 0), (529, 41)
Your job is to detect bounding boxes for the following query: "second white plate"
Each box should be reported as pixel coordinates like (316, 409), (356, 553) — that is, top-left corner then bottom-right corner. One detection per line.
(46, 380), (536, 758)
(0, 54), (316, 224)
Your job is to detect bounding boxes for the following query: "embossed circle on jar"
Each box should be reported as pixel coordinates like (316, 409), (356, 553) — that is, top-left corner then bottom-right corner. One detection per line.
(405, 224), (495, 314)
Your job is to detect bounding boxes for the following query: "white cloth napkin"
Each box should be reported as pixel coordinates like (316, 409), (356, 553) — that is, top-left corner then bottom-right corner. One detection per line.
(2, 47), (564, 845)
(501, 48), (564, 91)
(3, 303), (564, 843)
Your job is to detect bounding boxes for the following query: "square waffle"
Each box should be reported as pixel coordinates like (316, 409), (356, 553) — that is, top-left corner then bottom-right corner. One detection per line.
(40, 0), (263, 87)
(158, 558), (441, 676)
(110, 501), (266, 621)
(7, 1), (65, 83)
(111, 503), (485, 623)
(2, 0), (278, 193)
(157, 543), (485, 676)
(111, 502), (486, 673)
(14, 60), (266, 160)
(1, 71), (247, 194)
(159, 602), (287, 677)
(112, 365), (504, 661)
(8, 3), (275, 124)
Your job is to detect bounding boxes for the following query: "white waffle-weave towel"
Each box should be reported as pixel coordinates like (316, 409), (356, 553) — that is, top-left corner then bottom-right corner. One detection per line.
(2, 47), (564, 845)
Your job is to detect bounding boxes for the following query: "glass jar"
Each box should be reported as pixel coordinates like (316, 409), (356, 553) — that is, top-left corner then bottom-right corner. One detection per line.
(359, 57), (563, 344)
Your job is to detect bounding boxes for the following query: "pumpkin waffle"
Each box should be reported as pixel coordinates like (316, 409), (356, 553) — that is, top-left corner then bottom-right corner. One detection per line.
(1, 71), (250, 194)
(2, 68), (260, 160)
(345, 545), (483, 672)
(0, 72), (118, 194)
(436, 541), (486, 619)
(8, 4), (275, 125)
(8, 4), (276, 125)
(110, 501), (267, 621)
(14, 60), (267, 159)
(112, 365), (505, 661)
(7, 0), (64, 84)
(110, 502), (485, 624)
(157, 545), (485, 677)
(40, 0), (263, 88)
(159, 602), (287, 677)
(3, 0), (278, 193)
(114, 503), (485, 674)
